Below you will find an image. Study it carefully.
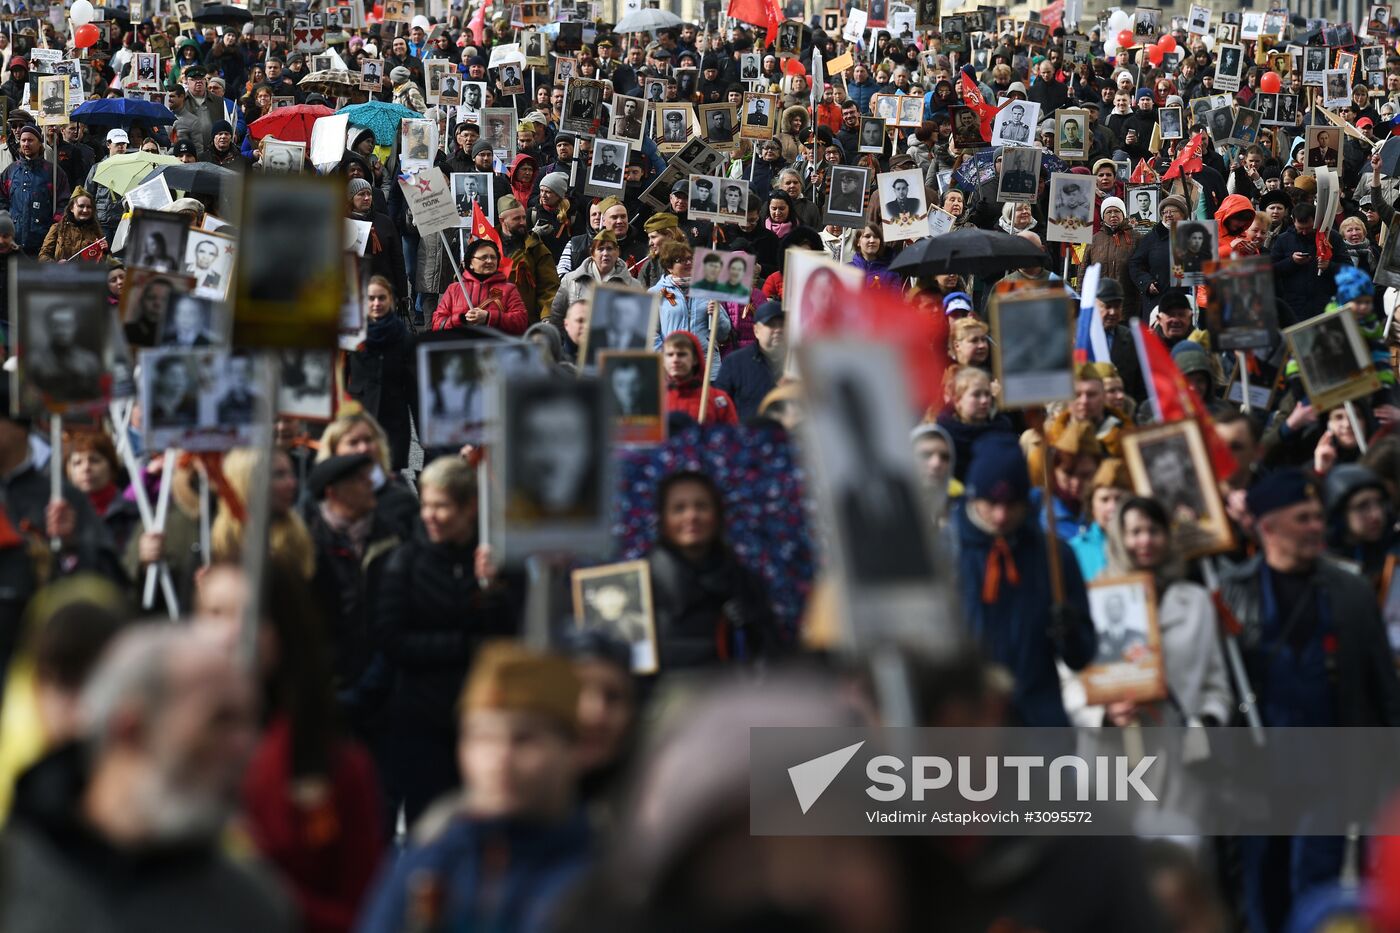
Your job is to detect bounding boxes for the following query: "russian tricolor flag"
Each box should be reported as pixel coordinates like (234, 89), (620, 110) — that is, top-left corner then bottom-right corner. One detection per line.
(1073, 264), (1109, 364)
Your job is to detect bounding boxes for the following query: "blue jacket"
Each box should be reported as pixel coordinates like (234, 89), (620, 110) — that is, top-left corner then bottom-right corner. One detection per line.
(714, 342), (779, 421)
(847, 76), (878, 115)
(357, 811), (591, 933)
(652, 273), (731, 378)
(0, 156), (70, 255)
(954, 503), (1096, 726)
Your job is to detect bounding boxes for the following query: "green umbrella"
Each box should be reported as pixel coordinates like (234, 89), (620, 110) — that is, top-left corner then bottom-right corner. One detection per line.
(91, 151), (182, 196)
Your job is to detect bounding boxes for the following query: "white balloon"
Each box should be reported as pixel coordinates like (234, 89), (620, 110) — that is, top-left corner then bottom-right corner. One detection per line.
(70, 0), (94, 26)
(1107, 9), (1132, 34)
(1103, 38), (1119, 59)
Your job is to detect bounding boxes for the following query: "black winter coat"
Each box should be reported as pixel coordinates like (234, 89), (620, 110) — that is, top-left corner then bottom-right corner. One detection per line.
(350, 209), (408, 302)
(1270, 226), (1347, 322)
(647, 542), (776, 670)
(372, 535), (519, 735)
(1128, 223), (1172, 309)
(344, 318), (418, 471)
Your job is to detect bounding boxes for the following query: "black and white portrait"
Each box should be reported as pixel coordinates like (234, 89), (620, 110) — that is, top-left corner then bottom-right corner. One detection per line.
(213, 352), (262, 427)
(1286, 313), (1378, 410)
(1229, 107), (1261, 145)
(775, 20), (802, 56)
(399, 120), (434, 170)
(600, 352), (662, 420)
(940, 15), (966, 51)
(859, 117), (886, 153)
(609, 96), (646, 145)
(135, 52), (159, 85)
(561, 78), (606, 135)
(128, 211), (189, 274)
(1158, 106), (1183, 140)
(583, 284), (657, 367)
(1170, 220), (1217, 286)
(1088, 578), (1154, 673)
(159, 293), (218, 348)
(700, 104), (736, 145)
(36, 75), (65, 122)
(502, 377), (608, 540)
(461, 81), (486, 115)
(687, 173), (722, 221)
(1214, 43), (1243, 92)
(437, 70), (463, 106)
(800, 341), (936, 589)
(1048, 173), (1094, 245)
(452, 172), (493, 225)
(1256, 92), (1279, 125)
(677, 140), (725, 176)
(997, 145), (1040, 202)
(277, 349), (334, 420)
(990, 99), (1040, 148)
(1304, 47), (1327, 84)
(658, 104), (691, 145)
(1127, 185), (1158, 229)
(261, 138), (306, 173)
(359, 59), (383, 91)
(739, 53), (760, 81)
(644, 78), (666, 103)
(237, 176), (343, 345)
(1054, 110), (1088, 159)
(499, 63), (524, 95)
(570, 560), (659, 673)
(481, 108), (516, 157)
(740, 93), (778, 138)
(20, 277), (112, 405)
(1324, 69), (1351, 108)
(121, 270), (187, 345)
(992, 292), (1074, 408)
(876, 168), (929, 242)
(586, 139), (628, 196)
(824, 165), (869, 227)
(951, 105), (983, 147)
(183, 229), (234, 301)
(1208, 257), (1277, 352)
(417, 341), (486, 447)
(141, 350), (206, 437)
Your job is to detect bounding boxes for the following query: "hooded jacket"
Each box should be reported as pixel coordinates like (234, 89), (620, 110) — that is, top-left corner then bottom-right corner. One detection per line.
(432, 261), (530, 336)
(1214, 193), (1257, 260)
(665, 330), (738, 425)
(0, 149), (69, 254)
(506, 152), (538, 209)
(548, 256), (639, 327)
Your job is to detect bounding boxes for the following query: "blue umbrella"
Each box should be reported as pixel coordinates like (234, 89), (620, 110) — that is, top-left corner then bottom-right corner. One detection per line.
(337, 101), (420, 146)
(71, 97), (178, 127)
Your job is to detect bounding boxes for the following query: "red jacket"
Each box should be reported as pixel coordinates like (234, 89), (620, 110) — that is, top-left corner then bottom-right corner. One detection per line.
(1215, 193), (1257, 260)
(430, 269), (529, 335)
(665, 330), (739, 424)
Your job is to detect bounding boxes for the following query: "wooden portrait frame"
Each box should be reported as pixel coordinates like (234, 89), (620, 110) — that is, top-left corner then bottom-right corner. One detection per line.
(1122, 420), (1236, 559)
(570, 560), (659, 674)
(988, 287), (1075, 408)
(1282, 311), (1382, 411)
(1081, 572), (1167, 706)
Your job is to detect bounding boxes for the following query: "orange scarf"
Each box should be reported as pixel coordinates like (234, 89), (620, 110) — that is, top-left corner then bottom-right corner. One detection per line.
(980, 536), (1020, 604)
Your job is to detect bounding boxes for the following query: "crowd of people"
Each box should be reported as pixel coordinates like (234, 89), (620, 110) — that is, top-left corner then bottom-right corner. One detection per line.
(3, 3), (1400, 933)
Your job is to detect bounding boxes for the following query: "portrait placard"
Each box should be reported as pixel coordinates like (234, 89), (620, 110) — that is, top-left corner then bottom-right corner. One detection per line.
(1283, 312), (1382, 412)
(1081, 573), (1167, 706)
(875, 168), (929, 242)
(990, 288), (1075, 408)
(598, 351), (665, 448)
(1047, 173), (1094, 244)
(1122, 420), (1235, 559)
(570, 559), (658, 672)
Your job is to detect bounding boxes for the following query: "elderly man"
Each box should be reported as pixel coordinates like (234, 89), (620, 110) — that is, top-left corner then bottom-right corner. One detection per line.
(0, 626), (292, 931)
(1220, 470), (1400, 932)
(498, 194), (559, 320)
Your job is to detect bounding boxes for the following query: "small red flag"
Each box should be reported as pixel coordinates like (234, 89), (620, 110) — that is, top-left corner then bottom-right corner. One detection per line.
(470, 200), (511, 277)
(1131, 320), (1238, 480)
(1162, 131), (1206, 181)
(960, 72), (1003, 143)
(1130, 158), (1157, 184)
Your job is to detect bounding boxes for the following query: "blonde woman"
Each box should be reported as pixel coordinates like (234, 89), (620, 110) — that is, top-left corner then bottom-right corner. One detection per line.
(211, 447), (316, 579)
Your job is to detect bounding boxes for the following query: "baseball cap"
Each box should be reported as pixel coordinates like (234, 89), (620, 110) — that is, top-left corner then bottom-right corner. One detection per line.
(106, 128), (129, 145)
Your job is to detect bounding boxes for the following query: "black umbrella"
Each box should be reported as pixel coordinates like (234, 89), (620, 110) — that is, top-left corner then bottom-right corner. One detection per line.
(141, 162), (240, 198)
(887, 227), (1049, 278)
(194, 4), (252, 24)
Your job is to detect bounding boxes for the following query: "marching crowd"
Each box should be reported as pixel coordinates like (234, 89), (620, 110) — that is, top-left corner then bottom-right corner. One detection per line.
(3, 3), (1400, 933)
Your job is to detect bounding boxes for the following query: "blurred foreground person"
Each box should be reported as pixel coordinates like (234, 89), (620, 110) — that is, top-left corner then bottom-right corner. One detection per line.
(0, 625), (292, 932)
(356, 641), (589, 933)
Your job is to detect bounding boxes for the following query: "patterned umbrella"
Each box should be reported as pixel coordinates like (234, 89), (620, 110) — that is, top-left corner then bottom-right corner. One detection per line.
(248, 103), (336, 143)
(298, 69), (368, 102)
(612, 423), (815, 638)
(337, 101), (421, 146)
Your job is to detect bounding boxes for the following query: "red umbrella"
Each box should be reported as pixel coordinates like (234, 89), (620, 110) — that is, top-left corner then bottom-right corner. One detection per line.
(248, 103), (336, 143)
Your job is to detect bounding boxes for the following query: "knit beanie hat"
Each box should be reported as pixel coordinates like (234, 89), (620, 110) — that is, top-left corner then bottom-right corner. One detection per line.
(966, 434), (1030, 505)
(1100, 196), (1126, 219)
(347, 177), (373, 202)
(1159, 195), (1189, 217)
(1336, 265), (1375, 305)
(390, 65), (411, 83)
(540, 171), (569, 196)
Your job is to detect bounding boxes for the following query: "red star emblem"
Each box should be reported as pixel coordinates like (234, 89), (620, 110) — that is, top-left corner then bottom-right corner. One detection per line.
(413, 176), (432, 193)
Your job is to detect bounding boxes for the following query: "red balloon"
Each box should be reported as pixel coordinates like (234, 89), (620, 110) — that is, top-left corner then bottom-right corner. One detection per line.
(1117, 29), (1136, 48)
(1259, 70), (1282, 93)
(782, 57), (806, 77)
(1146, 43), (1164, 65)
(1158, 34), (1177, 53)
(73, 22), (98, 48)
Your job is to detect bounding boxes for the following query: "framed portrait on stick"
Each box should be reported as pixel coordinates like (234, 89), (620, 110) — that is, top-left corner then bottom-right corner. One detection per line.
(1205, 255), (1277, 352)
(598, 351), (665, 447)
(12, 261), (120, 413)
(1283, 312), (1382, 411)
(989, 288), (1075, 408)
(1122, 420), (1235, 558)
(570, 560), (659, 674)
(1080, 573), (1167, 706)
